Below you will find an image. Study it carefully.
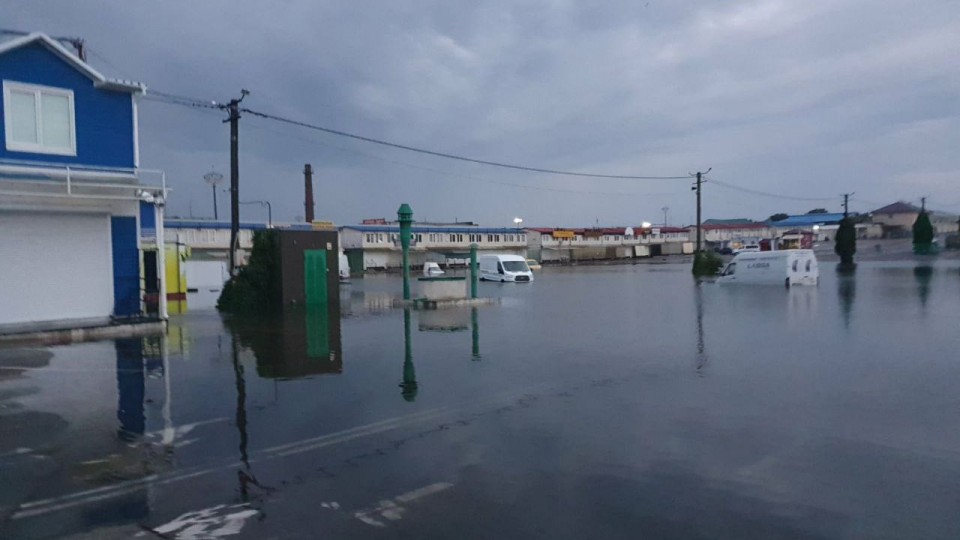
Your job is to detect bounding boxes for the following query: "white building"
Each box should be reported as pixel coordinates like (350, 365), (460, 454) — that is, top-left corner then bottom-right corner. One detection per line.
(340, 223), (527, 271)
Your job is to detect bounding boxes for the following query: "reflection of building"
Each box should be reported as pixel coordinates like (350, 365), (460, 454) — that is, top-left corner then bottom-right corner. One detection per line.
(0, 32), (167, 332)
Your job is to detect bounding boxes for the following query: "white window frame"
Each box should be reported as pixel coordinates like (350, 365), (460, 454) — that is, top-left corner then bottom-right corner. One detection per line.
(3, 80), (77, 156)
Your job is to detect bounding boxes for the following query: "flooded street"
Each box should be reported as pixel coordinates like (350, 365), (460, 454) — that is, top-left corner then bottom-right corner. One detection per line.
(3, 262), (960, 539)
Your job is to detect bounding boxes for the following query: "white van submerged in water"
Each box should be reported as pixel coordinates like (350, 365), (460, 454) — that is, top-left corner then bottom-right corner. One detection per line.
(479, 254), (534, 282)
(717, 249), (819, 286)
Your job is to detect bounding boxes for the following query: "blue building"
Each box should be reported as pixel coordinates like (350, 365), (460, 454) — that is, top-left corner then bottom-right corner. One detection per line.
(0, 32), (167, 332)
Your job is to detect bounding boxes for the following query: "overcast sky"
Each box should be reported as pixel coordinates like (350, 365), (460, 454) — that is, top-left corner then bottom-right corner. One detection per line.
(8, 1), (959, 226)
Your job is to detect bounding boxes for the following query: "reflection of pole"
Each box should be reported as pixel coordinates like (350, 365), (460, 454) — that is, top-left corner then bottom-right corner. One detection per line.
(400, 308), (417, 401)
(231, 334), (250, 498)
(694, 283), (708, 374)
(161, 334), (174, 447)
(471, 307), (480, 360)
(398, 204), (413, 300)
(470, 243), (478, 298)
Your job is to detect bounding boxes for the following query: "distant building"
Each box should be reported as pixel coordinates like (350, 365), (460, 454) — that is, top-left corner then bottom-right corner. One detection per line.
(526, 226), (692, 262)
(686, 222), (773, 246)
(340, 222), (526, 271)
(870, 202), (958, 237)
(768, 213), (881, 241)
(0, 32), (167, 332)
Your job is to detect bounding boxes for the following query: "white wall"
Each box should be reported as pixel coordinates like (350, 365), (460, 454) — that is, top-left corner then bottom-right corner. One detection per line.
(0, 211), (114, 326)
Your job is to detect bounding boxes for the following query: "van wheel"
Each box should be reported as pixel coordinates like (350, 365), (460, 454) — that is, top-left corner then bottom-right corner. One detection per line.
(500, 278), (505, 282)
(785, 277), (790, 288)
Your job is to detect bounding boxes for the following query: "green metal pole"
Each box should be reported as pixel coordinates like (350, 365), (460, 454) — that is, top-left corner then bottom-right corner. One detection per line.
(469, 242), (478, 298)
(397, 203), (413, 300)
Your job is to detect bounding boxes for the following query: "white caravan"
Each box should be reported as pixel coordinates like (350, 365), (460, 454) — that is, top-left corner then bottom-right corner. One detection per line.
(479, 254), (534, 282)
(717, 249), (819, 286)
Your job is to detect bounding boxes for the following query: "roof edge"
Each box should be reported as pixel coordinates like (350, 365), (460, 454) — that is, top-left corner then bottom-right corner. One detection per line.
(0, 32), (145, 94)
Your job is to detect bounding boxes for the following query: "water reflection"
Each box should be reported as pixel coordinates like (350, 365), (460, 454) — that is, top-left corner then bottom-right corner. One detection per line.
(225, 304), (343, 380)
(400, 308), (418, 401)
(115, 338), (145, 441)
(914, 265), (934, 312)
(472, 307), (481, 361)
(837, 275), (856, 331)
(694, 283), (708, 375)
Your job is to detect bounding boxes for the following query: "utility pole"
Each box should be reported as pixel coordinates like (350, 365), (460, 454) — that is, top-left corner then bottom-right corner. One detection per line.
(842, 193), (853, 218)
(662, 206), (669, 227)
(691, 168), (711, 253)
(224, 90), (249, 276)
(920, 196), (926, 213)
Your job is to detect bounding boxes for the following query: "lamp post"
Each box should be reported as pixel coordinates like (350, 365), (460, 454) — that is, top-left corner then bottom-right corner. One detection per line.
(239, 200), (272, 228)
(203, 171), (223, 220)
(662, 206), (669, 227)
(398, 203), (413, 300)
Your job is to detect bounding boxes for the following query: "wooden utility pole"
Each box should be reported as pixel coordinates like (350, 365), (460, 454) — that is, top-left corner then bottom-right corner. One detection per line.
(224, 90), (249, 276)
(691, 168), (710, 253)
(842, 193), (852, 218)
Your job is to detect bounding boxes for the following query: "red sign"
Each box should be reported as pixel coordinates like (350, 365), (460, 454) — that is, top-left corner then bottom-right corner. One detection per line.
(362, 218), (387, 225)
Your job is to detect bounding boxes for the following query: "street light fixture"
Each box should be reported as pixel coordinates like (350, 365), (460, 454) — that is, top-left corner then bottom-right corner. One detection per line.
(203, 171), (223, 220)
(239, 200), (272, 228)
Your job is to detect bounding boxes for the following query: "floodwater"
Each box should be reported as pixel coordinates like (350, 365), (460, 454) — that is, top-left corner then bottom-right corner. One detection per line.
(2, 261), (960, 539)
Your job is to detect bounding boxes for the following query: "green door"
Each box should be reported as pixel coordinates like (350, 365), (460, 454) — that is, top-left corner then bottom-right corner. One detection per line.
(304, 249), (328, 307)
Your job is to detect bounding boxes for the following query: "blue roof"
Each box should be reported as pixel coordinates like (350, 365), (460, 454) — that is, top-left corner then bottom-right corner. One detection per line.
(165, 220), (266, 230)
(768, 213), (847, 227)
(341, 224), (524, 234)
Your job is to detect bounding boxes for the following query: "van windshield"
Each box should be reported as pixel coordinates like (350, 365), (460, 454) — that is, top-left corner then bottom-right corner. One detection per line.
(502, 261), (529, 272)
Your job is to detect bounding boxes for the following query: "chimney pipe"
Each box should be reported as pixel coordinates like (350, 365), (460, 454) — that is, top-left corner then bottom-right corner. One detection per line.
(303, 163), (314, 223)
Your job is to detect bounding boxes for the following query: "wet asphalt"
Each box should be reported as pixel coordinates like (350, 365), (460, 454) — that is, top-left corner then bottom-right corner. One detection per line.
(2, 261), (960, 539)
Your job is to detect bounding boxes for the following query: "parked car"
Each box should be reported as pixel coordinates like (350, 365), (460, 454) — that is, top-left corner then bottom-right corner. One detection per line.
(525, 258), (542, 270)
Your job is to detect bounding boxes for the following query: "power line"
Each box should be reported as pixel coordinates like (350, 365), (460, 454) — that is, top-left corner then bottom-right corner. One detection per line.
(240, 114), (678, 198)
(237, 107), (689, 180)
(706, 176), (836, 202)
(144, 91), (691, 180)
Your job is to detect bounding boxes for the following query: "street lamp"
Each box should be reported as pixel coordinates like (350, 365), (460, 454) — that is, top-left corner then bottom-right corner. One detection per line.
(203, 171), (223, 220)
(661, 206), (669, 227)
(239, 200), (272, 228)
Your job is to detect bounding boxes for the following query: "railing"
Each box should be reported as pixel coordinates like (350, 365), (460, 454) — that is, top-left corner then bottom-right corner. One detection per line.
(0, 159), (167, 201)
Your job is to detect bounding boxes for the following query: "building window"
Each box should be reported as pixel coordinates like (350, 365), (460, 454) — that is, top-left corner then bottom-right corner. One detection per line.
(495, 234), (501, 242)
(487, 234), (493, 242)
(3, 81), (76, 155)
(416, 234), (422, 242)
(449, 234), (455, 242)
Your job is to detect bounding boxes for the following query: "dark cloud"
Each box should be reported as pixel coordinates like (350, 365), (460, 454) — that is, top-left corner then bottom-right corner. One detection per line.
(9, 0), (959, 225)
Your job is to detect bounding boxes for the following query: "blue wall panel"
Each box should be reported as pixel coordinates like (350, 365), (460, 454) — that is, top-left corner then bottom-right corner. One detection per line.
(0, 43), (135, 168)
(111, 216), (140, 317)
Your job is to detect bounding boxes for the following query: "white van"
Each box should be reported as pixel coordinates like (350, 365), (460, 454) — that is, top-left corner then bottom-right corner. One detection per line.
(717, 249), (819, 286)
(479, 254), (534, 282)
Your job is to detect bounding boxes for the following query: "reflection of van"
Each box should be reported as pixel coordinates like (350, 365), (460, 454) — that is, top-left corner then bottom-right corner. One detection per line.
(479, 254), (534, 282)
(718, 249), (818, 286)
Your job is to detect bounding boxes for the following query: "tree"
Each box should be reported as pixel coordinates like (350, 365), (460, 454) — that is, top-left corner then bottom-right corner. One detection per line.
(834, 217), (857, 269)
(806, 208), (829, 214)
(768, 213), (789, 222)
(912, 211), (935, 254)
